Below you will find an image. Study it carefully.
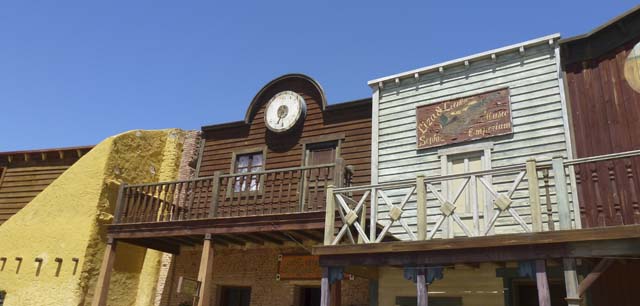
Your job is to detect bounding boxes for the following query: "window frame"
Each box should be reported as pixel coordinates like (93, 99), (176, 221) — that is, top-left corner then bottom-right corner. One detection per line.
(227, 147), (267, 197)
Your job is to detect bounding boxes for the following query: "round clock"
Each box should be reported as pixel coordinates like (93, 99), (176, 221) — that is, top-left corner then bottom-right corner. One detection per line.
(264, 91), (307, 133)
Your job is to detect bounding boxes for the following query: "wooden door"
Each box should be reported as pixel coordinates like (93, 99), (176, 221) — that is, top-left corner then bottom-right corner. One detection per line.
(302, 142), (338, 211)
(446, 152), (486, 237)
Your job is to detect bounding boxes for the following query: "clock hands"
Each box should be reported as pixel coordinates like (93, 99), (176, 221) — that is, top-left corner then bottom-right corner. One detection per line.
(276, 105), (289, 126)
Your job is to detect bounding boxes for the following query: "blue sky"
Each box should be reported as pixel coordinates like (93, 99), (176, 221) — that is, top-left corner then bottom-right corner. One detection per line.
(0, 1), (637, 151)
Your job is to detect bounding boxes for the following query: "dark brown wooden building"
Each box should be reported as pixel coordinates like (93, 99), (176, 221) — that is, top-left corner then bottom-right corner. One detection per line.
(95, 74), (373, 306)
(560, 5), (640, 229)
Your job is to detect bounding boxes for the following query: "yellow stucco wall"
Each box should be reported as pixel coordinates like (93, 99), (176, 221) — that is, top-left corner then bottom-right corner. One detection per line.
(0, 129), (188, 306)
(378, 264), (505, 306)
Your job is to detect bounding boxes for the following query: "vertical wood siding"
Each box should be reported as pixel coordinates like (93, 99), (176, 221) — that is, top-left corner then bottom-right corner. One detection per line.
(375, 41), (572, 238)
(565, 37), (640, 228)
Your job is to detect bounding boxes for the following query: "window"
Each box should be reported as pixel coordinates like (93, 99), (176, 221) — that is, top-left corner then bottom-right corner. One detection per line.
(233, 152), (263, 192)
(297, 287), (321, 306)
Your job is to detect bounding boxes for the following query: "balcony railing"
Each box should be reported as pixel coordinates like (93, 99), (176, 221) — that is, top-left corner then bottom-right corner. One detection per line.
(114, 158), (349, 224)
(323, 150), (640, 246)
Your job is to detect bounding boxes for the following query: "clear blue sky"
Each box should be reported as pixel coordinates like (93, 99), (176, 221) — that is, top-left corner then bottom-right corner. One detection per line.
(1, 1), (637, 151)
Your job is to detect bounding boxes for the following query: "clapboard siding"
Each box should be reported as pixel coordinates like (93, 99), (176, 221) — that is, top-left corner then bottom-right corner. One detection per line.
(0, 149), (89, 225)
(373, 38), (573, 239)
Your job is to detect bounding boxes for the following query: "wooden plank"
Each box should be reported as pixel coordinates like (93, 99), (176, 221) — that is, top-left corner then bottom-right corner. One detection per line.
(313, 224), (640, 256)
(527, 159), (543, 232)
(197, 235), (214, 306)
(320, 267), (331, 306)
(552, 156), (572, 230)
(416, 175), (427, 240)
(324, 185), (336, 245)
(577, 258), (614, 296)
(563, 258), (581, 306)
(90, 239), (117, 306)
(535, 260), (551, 306)
(416, 267), (428, 306)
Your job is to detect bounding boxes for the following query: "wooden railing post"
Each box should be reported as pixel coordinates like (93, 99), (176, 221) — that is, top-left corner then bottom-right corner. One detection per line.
(416, 175), (427, 240)
(334, 158), (345, 188)
(370, 187), (378, 242)
(113, 183), (126, 224)
(552, 156), (572, 230)
(208, 171), (221, 218)
(526, 159), (543, 232)
(324, 185), (336, 245)
(197, 234), (215, 306)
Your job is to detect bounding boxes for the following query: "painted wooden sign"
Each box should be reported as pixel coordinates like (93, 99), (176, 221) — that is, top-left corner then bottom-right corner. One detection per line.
(277, 255), (322, 280)
(416, 88), (512, 149)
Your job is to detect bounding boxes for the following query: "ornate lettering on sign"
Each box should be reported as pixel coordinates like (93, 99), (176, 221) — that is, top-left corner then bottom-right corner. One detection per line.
(416, 88), (512, 149)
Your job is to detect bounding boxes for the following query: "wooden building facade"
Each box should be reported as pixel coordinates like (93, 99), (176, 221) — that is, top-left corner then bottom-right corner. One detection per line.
(314, 31), (640, 306)
(0, 146), (92, 225)
(560, 5), (640, 229)
(94, 74), (374, 306)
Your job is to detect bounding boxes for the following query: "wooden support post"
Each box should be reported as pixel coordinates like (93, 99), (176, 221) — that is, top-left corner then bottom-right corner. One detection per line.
(324, 185), (336, 245)
(369, 280), (379, 306)
(330, 280), (342, 306)
(553, 156), (572, 230)
(321, 267), (331, 306)
(334, 158), (345, 188)
(208, 171), (222, 218)
(113, 183), (126, 223)
(578, 258), (614, 296)
(527, 159), (543, 232)
(369, 187), (378, 242)
(535, 260), (551, 306)
(197, 234), (215, 306)
(416, 267), (428, 306)
(563, 258), (581, 306)
(91, 239), (117, 306)
(416, 175), (427, 240)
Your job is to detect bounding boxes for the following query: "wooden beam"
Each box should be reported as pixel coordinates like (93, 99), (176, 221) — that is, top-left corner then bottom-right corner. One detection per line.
(330, 280), (341, 306)
(416, 175), (427, 240)
(318, 238), (640, 267)
(235, 234), (264, 245)
(91, 239), (117, 306)
(563, 258), (581, 306)
(120, 238), (180, 254)
(321, 267), (331, 306)
(535, 260), (551, 306)
(577, 258), (614, 296)
(252, 233), (284, 245)
(197, 235), (215, 306)
(527, 159), (543, 232)
(324, 185), (336, 245)
(416, 267), (428, 306)
(552, 156), (572, 230)
(313, 225), (640, 256)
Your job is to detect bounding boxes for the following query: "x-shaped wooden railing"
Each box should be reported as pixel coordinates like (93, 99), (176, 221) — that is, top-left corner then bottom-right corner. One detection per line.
(323, 157), (578, 246)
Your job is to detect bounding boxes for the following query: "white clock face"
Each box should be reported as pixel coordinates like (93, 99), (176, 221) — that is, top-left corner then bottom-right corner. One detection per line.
(264, 91), (307, 133)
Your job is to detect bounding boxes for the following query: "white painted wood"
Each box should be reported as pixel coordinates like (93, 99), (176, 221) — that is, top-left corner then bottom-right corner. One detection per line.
(368, 33), (560, 86)
(371, 35), (573, 240)
(371, 87), (380, 186)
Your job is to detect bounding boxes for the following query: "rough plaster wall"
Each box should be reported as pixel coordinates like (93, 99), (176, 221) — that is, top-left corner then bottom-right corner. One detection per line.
(153, 131), (202, 306)
(159, 245), (370, 306)
(0, 129), (187, 306)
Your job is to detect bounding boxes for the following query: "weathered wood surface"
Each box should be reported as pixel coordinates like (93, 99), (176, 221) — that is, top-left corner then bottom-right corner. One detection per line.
(197, 235), (214, 306)
(199, 76), (371, 216)
(564, 36), (640, 228)
(416, 88), (512, 149)
(314, 223), (640, 256)
(375, 40), (571, 239)
(90, 239), (117, 306)
(535, 260), (551, 306)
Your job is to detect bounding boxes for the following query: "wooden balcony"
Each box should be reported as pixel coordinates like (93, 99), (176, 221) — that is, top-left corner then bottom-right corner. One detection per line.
(107, 159), (351, 252)
(319, 150), (640, 259)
